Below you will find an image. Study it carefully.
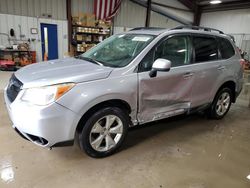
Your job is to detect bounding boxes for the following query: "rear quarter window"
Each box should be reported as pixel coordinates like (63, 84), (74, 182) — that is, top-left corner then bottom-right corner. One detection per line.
(193, 36), (218, 63)
(218, 37), (235, 59)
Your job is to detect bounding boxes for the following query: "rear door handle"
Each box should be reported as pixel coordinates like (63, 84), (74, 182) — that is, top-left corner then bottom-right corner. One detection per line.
(183, 72), (194, 79)
(217, 65), (225, 70)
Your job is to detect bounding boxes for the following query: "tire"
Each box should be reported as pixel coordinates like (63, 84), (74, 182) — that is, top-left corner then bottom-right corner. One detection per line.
(207, 87), (233, 119)
(79, 107), (129, 158)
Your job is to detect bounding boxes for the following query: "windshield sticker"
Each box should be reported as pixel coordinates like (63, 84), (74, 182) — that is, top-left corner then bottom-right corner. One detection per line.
(132, 36), (151, 42)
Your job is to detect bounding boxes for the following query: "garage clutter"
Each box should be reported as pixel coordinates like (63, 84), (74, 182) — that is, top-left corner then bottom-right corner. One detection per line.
(71, 13), (111, 55)
(0, 42), (36, 71)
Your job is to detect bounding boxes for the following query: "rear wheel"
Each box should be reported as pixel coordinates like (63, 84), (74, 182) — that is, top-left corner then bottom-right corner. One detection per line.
(207, 88), (232, 119)
(78, 107), (129, 158)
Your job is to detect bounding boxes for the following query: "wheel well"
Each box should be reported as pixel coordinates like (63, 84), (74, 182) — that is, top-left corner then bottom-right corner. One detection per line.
(217, 81), (236, 102)
(76, 99), (131, 133)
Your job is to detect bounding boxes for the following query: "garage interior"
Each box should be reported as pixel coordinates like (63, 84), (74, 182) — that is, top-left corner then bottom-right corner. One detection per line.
(0, 0), (250, 187)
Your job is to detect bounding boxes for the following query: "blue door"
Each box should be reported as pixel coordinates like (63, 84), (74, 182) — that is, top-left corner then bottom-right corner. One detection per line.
(41, 23), (58, 60)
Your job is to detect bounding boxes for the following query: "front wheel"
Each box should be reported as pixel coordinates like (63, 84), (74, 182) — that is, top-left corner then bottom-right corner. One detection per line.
(79, 107), (129, 158)
(207, 88), (232, 119)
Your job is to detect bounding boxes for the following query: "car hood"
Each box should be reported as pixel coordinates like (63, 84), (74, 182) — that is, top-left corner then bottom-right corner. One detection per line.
(15, 58), (113, 88)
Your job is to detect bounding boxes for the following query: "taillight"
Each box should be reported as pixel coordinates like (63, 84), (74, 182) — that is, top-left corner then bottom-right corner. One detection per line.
(240, 59), (245, 69)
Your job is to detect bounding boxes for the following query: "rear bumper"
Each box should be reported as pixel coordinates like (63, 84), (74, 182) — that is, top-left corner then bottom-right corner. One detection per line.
(4, 88), (81, 148)
(235, 78), (244, 100)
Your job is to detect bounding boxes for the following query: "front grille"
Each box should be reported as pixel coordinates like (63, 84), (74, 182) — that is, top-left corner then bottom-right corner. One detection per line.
(6, 74), (23, 103)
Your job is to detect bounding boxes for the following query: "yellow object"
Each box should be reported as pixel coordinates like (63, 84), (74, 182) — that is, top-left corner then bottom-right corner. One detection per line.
(55, 83), (75, 100)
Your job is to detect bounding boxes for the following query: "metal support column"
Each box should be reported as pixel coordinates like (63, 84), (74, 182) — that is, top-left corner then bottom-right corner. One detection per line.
(145, 0), (152, 27)
(193, 5), (201, 26)
(66, 0), (72, 52)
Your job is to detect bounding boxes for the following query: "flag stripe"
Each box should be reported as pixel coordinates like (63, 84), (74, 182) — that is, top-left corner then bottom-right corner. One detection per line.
(94, 0), (97, 18)
(104, 0), (108, 19)
(106, 0), (110, 19)
(94, 0), (122, 20)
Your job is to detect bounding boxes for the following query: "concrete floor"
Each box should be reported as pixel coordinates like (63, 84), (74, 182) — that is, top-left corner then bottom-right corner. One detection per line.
(0, 71), (250, 188)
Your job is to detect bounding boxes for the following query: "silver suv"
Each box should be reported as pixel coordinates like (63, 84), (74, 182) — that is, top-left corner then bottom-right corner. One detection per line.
(4, 26), (243, 157)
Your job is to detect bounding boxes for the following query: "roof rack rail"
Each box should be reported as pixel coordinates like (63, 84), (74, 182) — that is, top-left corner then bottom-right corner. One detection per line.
(130, 27), (166, 31)
(172, 25), (224, 34)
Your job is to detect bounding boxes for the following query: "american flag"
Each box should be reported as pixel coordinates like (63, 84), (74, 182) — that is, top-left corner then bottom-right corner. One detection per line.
(94, 0), (122, 20)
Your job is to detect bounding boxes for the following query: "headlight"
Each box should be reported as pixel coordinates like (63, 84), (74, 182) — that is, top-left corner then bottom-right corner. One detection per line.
(21, 83), (75, 106)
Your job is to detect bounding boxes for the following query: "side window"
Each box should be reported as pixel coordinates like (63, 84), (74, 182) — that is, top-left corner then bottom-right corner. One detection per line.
(218, 37), (235, 59)
(193, 36), (218, 63)
(139, 36), (191, 72)
(139, 48), (155, 72)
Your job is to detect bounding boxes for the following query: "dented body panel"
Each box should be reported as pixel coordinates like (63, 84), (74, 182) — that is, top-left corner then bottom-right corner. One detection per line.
(138, 66), (194, 123)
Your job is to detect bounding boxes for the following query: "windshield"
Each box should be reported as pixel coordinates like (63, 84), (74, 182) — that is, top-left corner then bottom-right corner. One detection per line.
(80, 34), (155, 68)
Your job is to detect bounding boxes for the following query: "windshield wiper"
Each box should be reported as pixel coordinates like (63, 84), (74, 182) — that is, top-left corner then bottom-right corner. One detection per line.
(76, 56), (103, 66)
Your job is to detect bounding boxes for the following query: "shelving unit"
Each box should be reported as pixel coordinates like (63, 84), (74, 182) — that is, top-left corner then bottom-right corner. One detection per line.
(71, 24), (111, 54)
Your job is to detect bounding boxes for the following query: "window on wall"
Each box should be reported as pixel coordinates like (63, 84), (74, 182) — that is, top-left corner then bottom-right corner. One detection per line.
(218, 37), (235, 59)
(139, 36), (191, 71)
(193, 36), (218, 63)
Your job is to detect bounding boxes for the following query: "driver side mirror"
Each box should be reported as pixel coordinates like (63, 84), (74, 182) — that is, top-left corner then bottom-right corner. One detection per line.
(149, 59), (171, 78)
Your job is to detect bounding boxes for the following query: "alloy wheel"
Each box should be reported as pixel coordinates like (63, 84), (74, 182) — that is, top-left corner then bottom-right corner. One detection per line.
(89, 115), (123, 152)
(215, 92), (231, 116)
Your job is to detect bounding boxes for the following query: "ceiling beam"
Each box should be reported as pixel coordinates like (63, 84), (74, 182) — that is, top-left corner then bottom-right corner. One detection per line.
(130, 0), (192, 25)
(202, 0), (250, 12)
(177, 0), (195, 11)
(151, 1), (192, 12)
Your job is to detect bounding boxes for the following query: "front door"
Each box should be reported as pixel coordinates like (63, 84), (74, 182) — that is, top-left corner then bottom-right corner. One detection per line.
(137, 35), (195, 123)
(41, 23), (58, 61)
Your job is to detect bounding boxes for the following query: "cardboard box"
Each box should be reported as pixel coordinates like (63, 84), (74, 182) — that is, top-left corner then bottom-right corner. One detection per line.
(13, 57), (20, 63)
(86, 14), (96, 27)
(97, 20), (112, 29)
(76, 35), (82, 41)
(79, 13), (87, 26)
(72, 16), (79, 25)
(3, 54), (12, 61)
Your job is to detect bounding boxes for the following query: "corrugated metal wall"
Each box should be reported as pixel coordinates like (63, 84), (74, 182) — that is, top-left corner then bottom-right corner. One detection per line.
(0, 13), (68, 62)
(200, 9), (250, 34)
(0, 0), (67, 20)
(150, 11), (180, 28)
(71, 0), (93, 16)
(231, 34), (250, 61)
(113, 0), (181, 33)
(200, 9), (250, 58)
(114, 0), (146, 27)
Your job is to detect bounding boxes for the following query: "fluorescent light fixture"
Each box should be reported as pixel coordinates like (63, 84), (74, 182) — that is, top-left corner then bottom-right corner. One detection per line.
(210, 0), (222, 4)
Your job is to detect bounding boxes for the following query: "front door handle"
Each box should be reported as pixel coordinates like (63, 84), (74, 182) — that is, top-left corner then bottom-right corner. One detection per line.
(183, 72), (194, 79)
(217, 65), (225, 70)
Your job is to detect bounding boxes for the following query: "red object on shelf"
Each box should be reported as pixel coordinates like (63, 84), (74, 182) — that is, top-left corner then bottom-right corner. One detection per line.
(31, 51), (36, 63)
(0, 60), (16, 70)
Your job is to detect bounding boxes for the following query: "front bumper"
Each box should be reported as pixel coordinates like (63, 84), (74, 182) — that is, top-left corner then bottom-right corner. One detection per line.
(4, 88), (81, 148)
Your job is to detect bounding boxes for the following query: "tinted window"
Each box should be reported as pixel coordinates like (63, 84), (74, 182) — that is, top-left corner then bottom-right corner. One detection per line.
(140, 36), (191, 71)
(139, 48), (155, 72)
(193, 36), (218, 63)
(218, 37), (235, 59)
(155, 36), (191, 67)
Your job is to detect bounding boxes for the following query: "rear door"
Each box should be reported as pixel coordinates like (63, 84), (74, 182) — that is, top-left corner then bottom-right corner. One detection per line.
(137, 35), (195, 123)
(190, 35), (222, 107)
